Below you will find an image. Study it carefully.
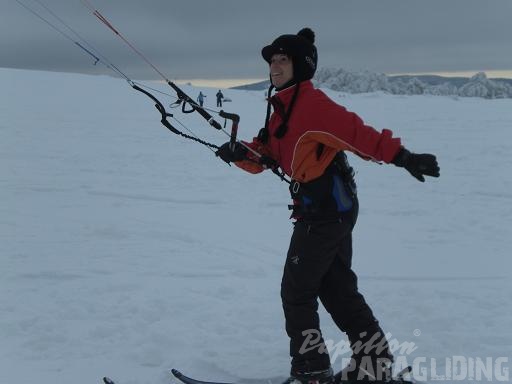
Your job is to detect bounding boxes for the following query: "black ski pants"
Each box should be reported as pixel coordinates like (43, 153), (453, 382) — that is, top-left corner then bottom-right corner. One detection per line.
(281, 200), (387, 374)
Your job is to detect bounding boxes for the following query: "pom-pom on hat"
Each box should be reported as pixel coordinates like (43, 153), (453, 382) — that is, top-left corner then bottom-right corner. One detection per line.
(261, 28), (318, 82)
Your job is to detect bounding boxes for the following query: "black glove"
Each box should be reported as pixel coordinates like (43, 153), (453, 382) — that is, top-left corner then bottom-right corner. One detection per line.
(215, 141), (248, 164)
(392, 148), (440, 182)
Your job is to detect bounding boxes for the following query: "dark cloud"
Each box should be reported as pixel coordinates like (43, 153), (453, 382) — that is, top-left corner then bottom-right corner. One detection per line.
(2, 0), (512, 81)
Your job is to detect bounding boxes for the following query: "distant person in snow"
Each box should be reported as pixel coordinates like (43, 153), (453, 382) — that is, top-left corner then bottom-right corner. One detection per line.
(216, 90), (224, 107)
(216, 28), (439, 384)
(196, 91), (206, 107)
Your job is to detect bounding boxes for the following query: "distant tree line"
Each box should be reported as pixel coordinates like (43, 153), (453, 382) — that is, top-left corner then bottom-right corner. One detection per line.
(314, 68), (512, 99)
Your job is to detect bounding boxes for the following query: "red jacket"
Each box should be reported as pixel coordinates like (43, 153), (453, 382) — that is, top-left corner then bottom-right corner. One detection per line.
(236, 81), (402, 183)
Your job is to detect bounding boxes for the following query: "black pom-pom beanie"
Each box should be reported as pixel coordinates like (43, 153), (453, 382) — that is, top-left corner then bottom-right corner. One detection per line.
(261, 27), (318, 82)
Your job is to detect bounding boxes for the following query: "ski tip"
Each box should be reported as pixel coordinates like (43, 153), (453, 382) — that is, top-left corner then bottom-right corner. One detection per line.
(396, 365), (413, 379)
(171, 369), (182, 378)
(103, 377), (115, 384)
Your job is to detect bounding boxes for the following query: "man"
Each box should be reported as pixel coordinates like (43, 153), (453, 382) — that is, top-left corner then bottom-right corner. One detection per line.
(216, 28), (439, 384)
(216, 90), (224, 107)
(197, 91), (206, 107)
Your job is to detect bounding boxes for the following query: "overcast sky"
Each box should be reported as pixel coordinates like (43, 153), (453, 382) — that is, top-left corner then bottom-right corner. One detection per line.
(2, 0), (512, 85)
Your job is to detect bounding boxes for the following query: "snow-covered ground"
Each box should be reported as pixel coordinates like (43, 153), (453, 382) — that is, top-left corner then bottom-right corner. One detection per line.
(1, 68), (511, 384)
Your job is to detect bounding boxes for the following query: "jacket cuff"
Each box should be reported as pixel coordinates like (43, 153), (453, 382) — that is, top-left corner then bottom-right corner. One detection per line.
(391, 147), (411, 167)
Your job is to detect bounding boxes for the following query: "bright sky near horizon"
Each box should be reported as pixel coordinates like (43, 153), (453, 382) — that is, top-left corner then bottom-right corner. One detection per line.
(2, 0), (512, 86)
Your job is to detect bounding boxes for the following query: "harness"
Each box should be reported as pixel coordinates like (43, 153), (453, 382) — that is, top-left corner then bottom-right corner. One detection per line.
(288, 151), (357, 220)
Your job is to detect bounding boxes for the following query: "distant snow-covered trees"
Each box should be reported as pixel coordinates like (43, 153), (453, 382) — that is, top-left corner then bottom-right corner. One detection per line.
(457, 72), (511, 99)
(314, 68), (512, 99)
(314, 68), (391, 93)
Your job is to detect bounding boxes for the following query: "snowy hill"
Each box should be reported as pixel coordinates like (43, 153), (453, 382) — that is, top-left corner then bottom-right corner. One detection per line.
(1, 68), (511, 384)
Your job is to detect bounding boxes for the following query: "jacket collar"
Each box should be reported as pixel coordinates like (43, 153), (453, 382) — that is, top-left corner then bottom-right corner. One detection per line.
(272, 80), (313, 106)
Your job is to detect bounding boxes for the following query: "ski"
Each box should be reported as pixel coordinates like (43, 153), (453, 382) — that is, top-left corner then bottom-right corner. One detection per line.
(171, 368), (418, 384)
(103, 367), (417, 384)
